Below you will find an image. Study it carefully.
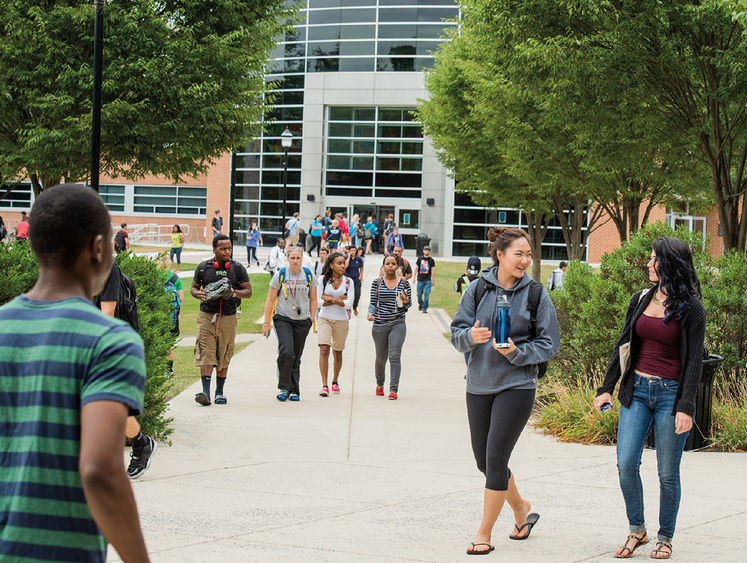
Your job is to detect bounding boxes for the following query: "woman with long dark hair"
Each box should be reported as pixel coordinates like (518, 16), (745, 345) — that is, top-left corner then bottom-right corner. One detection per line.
(368, 254), (411, 399)
(450, 227), (560, 555)
(316, 251), (353, 396)
(170, 224), (185, 272)
(594, 236), (705, 560)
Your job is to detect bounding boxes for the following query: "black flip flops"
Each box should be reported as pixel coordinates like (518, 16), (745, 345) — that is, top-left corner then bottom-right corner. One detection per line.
(509, 512), (540, 540)
(466, 542), (495, 555)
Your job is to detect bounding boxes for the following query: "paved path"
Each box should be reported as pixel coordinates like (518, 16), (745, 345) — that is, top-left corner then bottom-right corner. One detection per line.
(112, 259), (747, 562)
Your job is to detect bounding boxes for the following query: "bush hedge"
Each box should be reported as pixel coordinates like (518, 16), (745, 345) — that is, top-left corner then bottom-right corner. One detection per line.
(0, 242), (175, 440)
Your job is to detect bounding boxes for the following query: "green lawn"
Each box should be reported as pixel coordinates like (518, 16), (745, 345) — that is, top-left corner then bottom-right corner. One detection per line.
(429, 261), (559, 319)
(166, 342), (250, 401)
(178, 272), (270, 336)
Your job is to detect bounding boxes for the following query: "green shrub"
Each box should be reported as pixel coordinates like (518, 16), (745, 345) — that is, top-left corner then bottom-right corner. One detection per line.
(116, 252), (176, 442)
(0, 242), (175, 441)
(710, 391), (747, 452)
(702, 251), (747, 397)
(0, 242), (39, 304)
(535, 378), (618, 444)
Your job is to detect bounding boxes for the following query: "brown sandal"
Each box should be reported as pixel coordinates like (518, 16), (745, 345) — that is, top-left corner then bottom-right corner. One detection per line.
(615, 532), (649, 558)
(650, 540), (672, 559)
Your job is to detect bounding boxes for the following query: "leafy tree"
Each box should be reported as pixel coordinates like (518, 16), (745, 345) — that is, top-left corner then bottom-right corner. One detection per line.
(0, 0), (295, 195)
(524, 0), (747, 251)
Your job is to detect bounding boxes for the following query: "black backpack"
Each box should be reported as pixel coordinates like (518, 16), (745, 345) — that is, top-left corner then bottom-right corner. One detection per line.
(117, 270), (140, 332)
(473, 277), (547, 378)
(114, 230), (126, 252)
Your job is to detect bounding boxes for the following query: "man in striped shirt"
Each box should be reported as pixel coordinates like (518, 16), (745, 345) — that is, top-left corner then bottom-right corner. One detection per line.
(0, 184), (149, 562)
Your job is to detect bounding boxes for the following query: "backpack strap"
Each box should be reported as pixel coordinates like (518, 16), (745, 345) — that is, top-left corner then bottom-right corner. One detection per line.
(168, 272), (179, 285)
(527, 280), (543, 340)
(472, 277), (495, 311)
(302, 267), (313, 296)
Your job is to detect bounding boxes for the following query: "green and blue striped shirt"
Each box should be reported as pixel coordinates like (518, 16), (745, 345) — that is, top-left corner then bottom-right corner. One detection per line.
(0, 295), (145, 562)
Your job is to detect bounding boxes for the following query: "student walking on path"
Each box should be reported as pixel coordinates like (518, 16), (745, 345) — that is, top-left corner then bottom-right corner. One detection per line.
(345, 244), (365, 315)
(316, 251), (354, 397)
(450, 226), (560, 555)
(263, 247), (317, 401)
(368, 254), (412, 400)
(309, 215), (323, 257)
(0, 184), (149, 562)
(416, 245), (436, 313)
(170, 224), (185, 272)
(191, 235), (252, 406)
(593, 237), (705, 560)
(245, 221), (262, 266)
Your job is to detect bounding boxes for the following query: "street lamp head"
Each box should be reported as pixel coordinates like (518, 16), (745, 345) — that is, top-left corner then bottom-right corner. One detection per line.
(281, 128), (293, 149)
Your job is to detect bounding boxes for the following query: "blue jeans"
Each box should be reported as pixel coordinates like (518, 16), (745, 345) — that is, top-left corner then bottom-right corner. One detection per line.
(617, 374), (689, 542)
(417, 280), (432, 311)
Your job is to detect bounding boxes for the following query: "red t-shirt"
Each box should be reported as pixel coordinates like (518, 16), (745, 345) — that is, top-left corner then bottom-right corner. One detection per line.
(634, 313), (682, 380)
(15, 220), (29, 239)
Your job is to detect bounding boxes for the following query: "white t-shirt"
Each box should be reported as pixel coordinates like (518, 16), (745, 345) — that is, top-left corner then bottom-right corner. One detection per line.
(317, 276), (354, 320)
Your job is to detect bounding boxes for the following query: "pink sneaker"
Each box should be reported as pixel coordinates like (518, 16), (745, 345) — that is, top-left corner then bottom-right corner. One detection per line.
(388, 392), (398, 400)
(319, 386), (329, 397)
(331, 382), (340, 394)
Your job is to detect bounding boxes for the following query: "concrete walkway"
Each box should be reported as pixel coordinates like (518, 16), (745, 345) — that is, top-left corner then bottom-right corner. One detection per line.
(113, 258), (747, 562)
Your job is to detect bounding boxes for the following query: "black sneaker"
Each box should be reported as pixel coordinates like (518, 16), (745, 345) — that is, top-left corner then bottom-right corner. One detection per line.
(127, 435), (157, 480)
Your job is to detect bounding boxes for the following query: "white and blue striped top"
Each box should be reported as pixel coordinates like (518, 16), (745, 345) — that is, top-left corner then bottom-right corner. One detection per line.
(368, 277), (412, 325)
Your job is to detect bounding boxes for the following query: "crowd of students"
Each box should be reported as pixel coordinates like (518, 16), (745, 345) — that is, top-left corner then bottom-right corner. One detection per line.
(0, 186), (706, 561)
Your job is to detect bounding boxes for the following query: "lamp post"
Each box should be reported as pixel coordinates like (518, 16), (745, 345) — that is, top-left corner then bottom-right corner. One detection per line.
(280, 127), (293, 239)
(90, 0), (105, 192)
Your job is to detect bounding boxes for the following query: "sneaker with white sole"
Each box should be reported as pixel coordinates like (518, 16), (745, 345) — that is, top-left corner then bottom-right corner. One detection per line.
(319, 386), (329, 397)
(331, 382), (340, 394)
(127, 435), (157, 479)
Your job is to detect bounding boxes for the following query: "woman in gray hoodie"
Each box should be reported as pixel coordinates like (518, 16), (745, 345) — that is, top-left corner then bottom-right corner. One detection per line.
(451, 227), (560, 555)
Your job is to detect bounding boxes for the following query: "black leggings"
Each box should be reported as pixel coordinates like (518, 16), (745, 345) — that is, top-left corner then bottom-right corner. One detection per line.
(466, 389), (535, 491)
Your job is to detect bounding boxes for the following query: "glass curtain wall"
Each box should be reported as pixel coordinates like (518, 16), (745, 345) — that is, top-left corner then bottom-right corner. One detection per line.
(452, 193), (588, 260)
(231, 1), (458, 245)
(326, 106), (423, 199)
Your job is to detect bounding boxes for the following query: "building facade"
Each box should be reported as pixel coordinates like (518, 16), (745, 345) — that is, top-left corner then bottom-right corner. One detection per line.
(1, 0), (727, 261)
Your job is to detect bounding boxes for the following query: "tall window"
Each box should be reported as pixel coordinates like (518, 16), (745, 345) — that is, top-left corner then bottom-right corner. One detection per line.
(326, 106), (423, 199)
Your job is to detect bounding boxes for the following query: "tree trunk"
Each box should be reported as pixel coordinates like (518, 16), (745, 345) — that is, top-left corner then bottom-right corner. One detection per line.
(523, 208), (549, 280)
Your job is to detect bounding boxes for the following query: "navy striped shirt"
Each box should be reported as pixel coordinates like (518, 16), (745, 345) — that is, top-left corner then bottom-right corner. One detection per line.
(0, 296), (145, 562)
(368, 277), (412, 325)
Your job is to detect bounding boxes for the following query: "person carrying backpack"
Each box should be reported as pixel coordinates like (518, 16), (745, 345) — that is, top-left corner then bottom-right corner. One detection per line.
(450, 226), (560, 555)
(113, 223), (129, 254)
(262, 246), (317, 401)
(191, 234), (252, 406)
(94, 261), (155, 480)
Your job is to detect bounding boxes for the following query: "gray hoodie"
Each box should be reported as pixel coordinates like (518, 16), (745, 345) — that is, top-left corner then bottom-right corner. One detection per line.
(450, 266), (560, 394)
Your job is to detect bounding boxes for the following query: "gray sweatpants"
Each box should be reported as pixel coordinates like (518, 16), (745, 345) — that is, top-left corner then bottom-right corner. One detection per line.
(371, 318), (407, 392)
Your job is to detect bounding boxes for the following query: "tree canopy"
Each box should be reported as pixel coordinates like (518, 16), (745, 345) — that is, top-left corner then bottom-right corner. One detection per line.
(420, 0), (737, 261)
(0, 0), (294, 194)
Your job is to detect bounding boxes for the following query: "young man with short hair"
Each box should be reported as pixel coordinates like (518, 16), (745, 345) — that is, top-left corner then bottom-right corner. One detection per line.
(268, 237), (288, 274)
(15, 210), (29, 241)
(0, 184), (149, 562)
(391, 245), (413, 281)
(191, 234), (252, 406)
(416, 245), (436, 313)
(547, 261), (568, 290)
(285, 211), (301, 251)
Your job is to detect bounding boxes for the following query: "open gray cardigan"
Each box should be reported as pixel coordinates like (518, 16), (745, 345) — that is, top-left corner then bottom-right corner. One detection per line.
(596, 287), (706, 416)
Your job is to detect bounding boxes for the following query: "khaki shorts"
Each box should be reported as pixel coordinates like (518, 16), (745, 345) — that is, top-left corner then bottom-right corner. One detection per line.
(194, 311), (238, 370)
(317, 317), (349, 351)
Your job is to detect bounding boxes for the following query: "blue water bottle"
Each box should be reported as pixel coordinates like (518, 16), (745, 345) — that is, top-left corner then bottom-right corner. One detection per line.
(494, 294), (511, 348)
